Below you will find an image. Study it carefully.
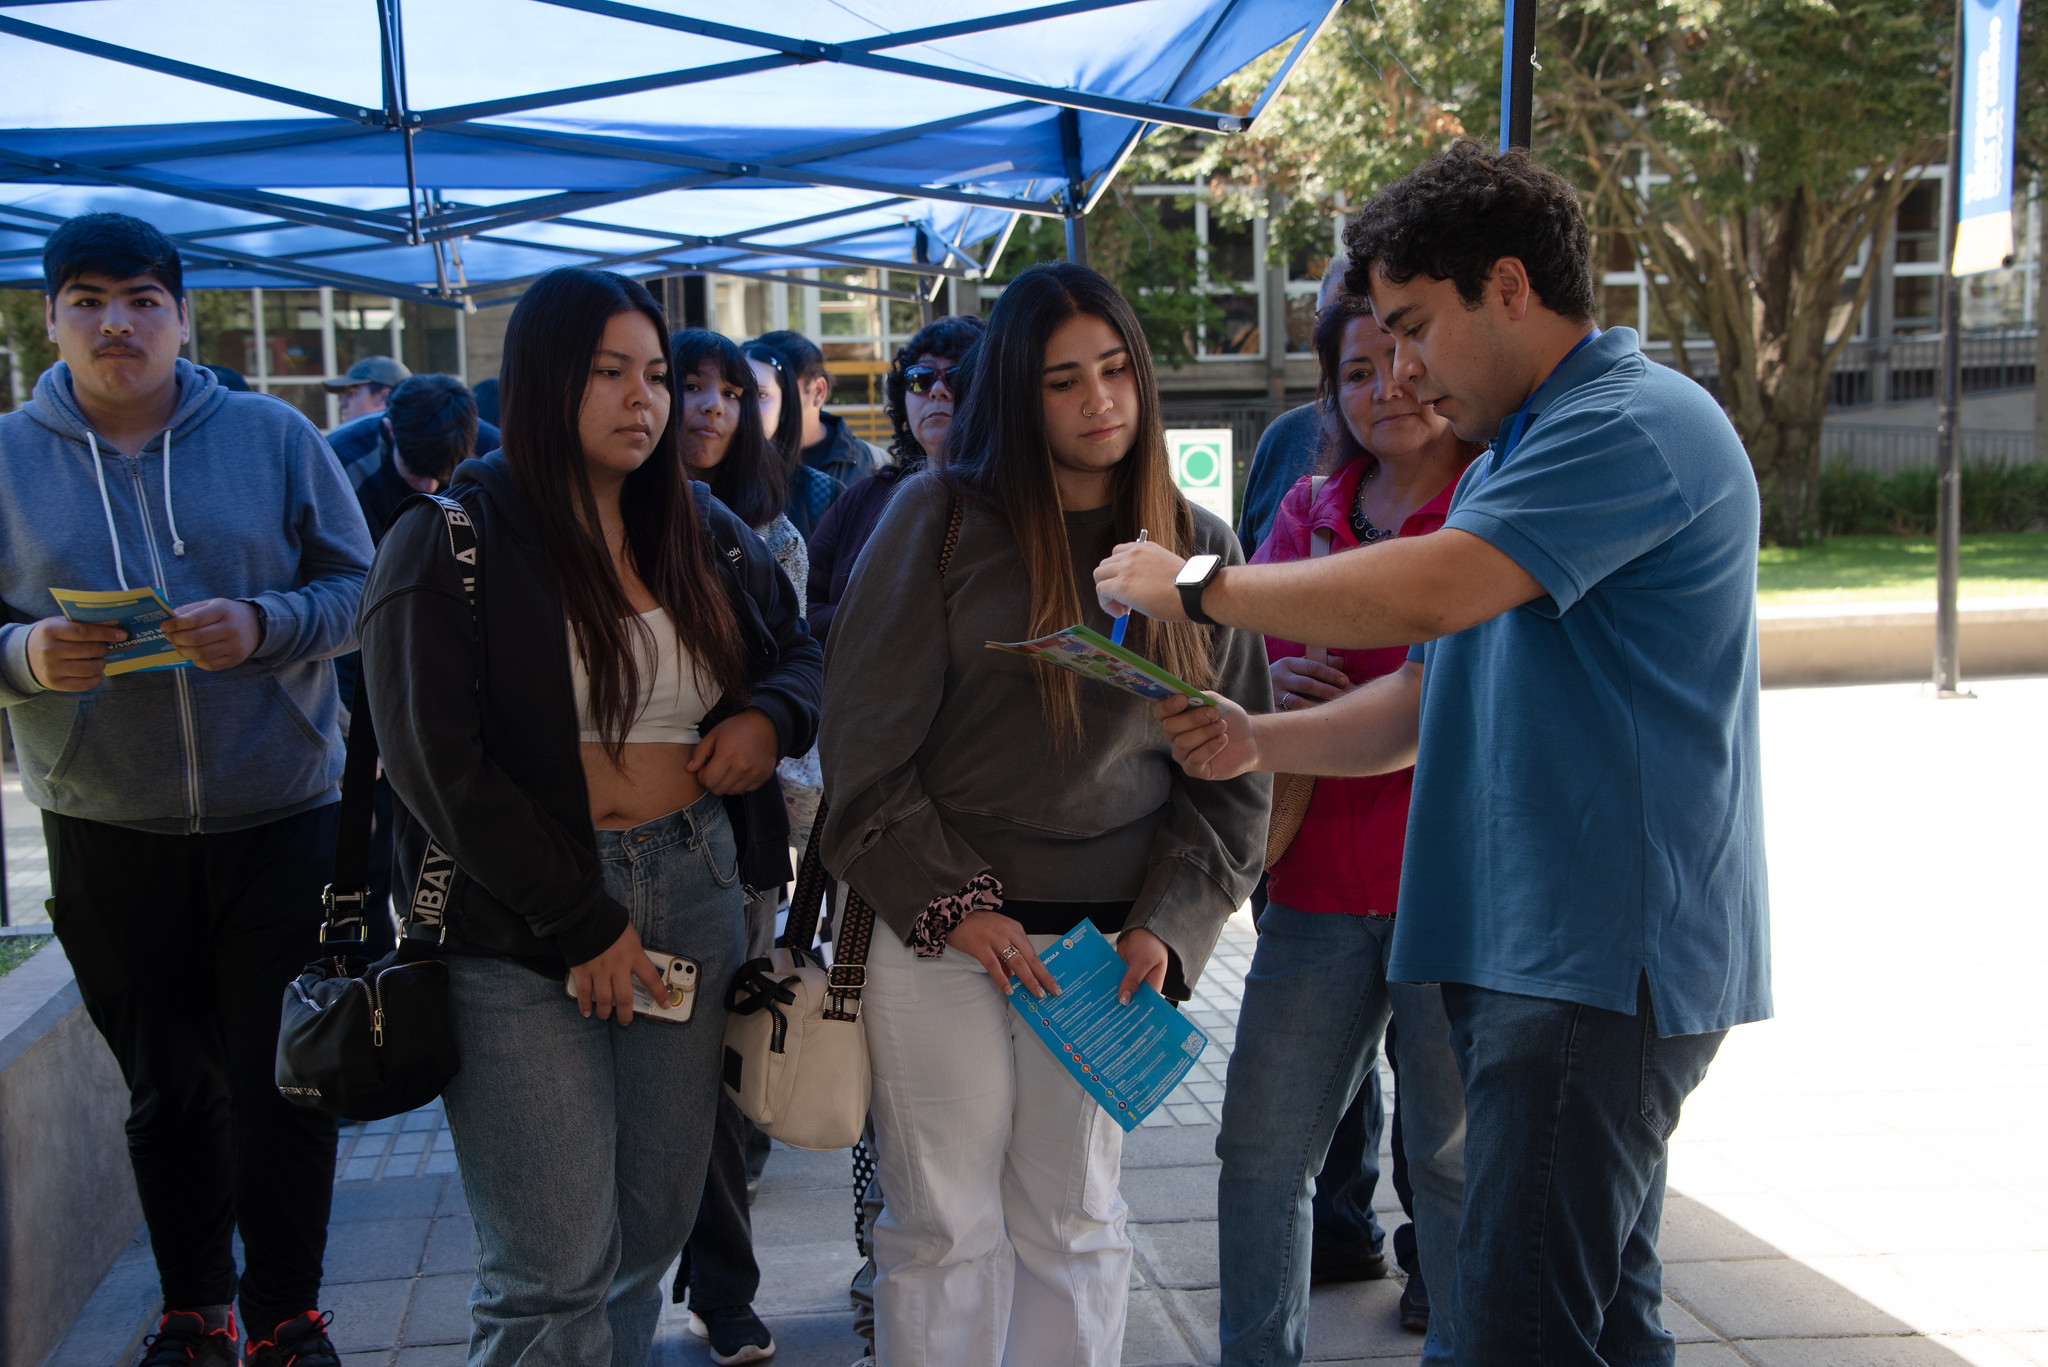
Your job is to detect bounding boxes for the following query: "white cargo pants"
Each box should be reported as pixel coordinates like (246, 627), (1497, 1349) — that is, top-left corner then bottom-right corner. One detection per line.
(862, 925), (1132, 1367)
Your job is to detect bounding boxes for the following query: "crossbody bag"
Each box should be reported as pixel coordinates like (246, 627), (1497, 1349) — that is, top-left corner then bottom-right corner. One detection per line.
(721, 492), (965, 1150)
(274, 494), (475, 1121)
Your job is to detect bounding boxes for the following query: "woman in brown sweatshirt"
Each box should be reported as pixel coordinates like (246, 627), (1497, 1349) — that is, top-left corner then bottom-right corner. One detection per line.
(820, 263), (1271, 1366)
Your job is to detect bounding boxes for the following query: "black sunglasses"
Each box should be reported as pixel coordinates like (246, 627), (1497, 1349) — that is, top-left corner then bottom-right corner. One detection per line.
(903, 363), (957, 395)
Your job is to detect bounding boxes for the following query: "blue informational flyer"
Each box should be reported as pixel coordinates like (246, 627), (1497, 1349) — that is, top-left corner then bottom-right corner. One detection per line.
(48, 586), (186, 676)
(1008, 920), (1209, 1132)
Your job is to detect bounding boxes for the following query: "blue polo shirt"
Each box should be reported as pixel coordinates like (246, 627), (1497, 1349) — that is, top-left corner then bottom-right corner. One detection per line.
(1391, 328), (1771, 1037)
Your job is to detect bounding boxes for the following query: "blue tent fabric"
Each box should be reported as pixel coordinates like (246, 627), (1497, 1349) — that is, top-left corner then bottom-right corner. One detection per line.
(0, 1), (1337, 302)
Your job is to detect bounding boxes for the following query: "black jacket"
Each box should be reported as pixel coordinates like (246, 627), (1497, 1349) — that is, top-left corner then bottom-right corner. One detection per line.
(358, 451), (823, 969)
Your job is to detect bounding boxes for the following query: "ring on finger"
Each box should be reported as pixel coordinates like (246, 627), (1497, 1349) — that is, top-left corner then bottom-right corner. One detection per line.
(1279, 690), (1294, 711)
(997, 944), (1021, 963)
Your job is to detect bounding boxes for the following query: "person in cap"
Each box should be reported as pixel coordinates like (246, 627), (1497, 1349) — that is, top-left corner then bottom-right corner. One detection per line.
(321, 354), (411, 426)
(0, 211), (371, 1367)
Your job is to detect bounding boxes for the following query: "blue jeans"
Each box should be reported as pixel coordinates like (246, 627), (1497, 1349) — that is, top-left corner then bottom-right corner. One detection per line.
(440, 793), (745, 1367)
(1445, 981), (1724, 1366)
(1217, 907), (1466, 1367)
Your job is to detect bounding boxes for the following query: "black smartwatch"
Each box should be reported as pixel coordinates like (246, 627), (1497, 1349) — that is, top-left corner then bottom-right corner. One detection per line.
(1174, 553), (1224, 626)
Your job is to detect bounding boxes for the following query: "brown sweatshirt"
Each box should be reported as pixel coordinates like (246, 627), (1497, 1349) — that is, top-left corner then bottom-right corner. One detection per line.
(819, 471), (1273, 999)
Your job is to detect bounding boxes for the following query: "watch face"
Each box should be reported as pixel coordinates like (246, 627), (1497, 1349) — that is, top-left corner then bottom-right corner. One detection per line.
(1175, 553), (1222, 587)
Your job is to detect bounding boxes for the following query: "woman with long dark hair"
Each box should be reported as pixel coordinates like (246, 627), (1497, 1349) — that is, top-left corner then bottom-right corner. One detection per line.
(1208, 291), (1480, 1367)
(819, 264), (1270, 1365)
(746, 339), (845, 539)
(805, 313), (983, 645)
(674, 328), (808, 606)
(359, 268), (821, 1365)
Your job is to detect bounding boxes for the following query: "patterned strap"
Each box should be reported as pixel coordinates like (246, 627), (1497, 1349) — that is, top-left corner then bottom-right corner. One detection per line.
(778, 487), (966, 1020)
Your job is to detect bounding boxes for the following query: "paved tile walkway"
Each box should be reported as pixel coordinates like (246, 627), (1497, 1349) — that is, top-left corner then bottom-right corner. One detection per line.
(44, 677), (2048, 1365)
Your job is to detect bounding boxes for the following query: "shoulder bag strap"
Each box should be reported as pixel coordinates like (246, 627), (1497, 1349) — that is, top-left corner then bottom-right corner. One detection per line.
(317, 493), (478, 949)
(1302, 476), (1334, 668)
(783, 490), (964, 1021)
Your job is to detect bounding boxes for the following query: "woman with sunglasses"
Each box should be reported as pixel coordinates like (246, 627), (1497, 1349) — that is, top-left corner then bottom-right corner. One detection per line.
(805, 314), (984, 646)
(747, 339), (846, 540)
(819, 265), (1269, 1366)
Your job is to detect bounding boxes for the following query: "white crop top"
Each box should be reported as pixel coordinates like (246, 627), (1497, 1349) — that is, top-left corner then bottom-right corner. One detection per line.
(567, 609), (722, 745)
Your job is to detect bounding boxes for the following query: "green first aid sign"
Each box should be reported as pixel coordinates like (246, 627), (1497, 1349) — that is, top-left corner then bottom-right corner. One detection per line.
(1166, 428), (1233, 524)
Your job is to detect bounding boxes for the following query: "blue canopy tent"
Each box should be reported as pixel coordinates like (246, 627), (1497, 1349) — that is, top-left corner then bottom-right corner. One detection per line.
(0, 0), (1343, 304)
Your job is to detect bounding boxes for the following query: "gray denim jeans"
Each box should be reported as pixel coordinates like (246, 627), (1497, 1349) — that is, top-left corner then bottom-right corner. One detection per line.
(440, 792), (746, 1367)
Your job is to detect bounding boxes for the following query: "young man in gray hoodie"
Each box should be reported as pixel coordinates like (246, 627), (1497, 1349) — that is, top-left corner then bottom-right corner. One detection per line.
(0, 214), (374, 1367)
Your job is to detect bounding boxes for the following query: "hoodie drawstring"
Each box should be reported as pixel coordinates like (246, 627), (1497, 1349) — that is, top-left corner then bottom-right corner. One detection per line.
(85, 431), (131, 591)
(161, 426), (184, 557)
(84, 426), (184, 587)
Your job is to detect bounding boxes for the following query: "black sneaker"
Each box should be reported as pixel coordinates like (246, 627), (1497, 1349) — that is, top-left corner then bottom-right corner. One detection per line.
(1309, 1237), (1389, 1285)
(244, 1311), (340, 1367)
(701, 1306), (776, 1364)
(1398, 1269), (1432, 1332)
(137, 1309), (240, 1367)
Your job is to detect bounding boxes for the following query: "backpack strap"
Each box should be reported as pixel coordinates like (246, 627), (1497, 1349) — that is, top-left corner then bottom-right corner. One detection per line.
(319, 493), (478, 950)
(781, 487), (964, 1020)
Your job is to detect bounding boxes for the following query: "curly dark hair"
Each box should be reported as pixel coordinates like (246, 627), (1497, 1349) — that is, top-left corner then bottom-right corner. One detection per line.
(1341, 141), (1594, 323)
(883, 314), (986, 465)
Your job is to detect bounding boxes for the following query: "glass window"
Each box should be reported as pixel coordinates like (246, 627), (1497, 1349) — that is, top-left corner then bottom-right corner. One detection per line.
(262, 290), (325, 377)
(1893, 182), (1940, 265)
(1285, 292), (1316, 353)
(1206, 215), (1255, 284)
(1209, 293), (1260, 355)
(333, 292), (398, 374)
(189, 290), (258, 378)
(399, 300), (460, 376)
(1892, 275), (1938, 333)
(1599, 284), (1641, 331)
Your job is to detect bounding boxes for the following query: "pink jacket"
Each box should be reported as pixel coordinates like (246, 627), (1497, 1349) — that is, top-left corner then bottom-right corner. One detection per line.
(1252, 457), (1468, 916)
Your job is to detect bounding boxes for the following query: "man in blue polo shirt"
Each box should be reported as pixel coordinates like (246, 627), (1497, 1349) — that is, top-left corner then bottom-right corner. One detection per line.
(1094, 140), (1770, 1365)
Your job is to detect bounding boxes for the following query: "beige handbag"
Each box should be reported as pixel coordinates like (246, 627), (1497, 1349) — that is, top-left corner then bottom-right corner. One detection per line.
(1265, 478), (1335, 870)
(721, 494), (968, 1151)
(722, 793), (873, 1151)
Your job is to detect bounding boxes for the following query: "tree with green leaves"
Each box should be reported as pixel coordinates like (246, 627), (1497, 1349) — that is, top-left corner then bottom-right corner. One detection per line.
(1105, 0), (1959, 544)
(1545, 0), (1950, 544)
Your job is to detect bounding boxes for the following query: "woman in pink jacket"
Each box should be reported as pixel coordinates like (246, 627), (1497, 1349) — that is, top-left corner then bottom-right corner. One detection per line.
(1215, 290), (1481, 1367)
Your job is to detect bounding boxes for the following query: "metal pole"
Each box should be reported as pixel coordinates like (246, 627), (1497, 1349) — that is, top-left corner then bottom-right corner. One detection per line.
(1499, 0), (1536, 152)
(1060, 107), (1090, 265)
(1935, 0), (1967, 695)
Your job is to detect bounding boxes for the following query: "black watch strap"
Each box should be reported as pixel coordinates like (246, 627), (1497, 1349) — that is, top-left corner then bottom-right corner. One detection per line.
(1178, 575), (1219, 627)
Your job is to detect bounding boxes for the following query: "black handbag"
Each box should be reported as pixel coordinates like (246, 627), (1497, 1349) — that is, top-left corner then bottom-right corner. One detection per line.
(274, 494), (475, 1121)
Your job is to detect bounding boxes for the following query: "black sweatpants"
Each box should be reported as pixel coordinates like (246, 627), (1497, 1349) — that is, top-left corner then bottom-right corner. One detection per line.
(44, 804), (340, 1332)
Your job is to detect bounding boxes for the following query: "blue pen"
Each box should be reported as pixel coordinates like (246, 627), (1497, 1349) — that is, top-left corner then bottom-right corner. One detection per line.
(1110, 529), (1148, 646)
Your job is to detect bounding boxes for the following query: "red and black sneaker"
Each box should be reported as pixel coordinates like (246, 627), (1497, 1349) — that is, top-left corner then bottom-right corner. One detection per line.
(244, 1311), (339, 1367)
(137, 1309), (241, 1367)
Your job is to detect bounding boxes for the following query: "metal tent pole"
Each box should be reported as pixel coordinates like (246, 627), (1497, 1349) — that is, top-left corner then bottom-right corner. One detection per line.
(1934, 0), (1968, 696)
(1061, 108), (1089, 265)
(1500, 0), (1536, 151)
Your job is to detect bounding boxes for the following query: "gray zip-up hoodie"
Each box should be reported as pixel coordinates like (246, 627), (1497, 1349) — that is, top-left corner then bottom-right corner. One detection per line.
(0, 359), (374, 834)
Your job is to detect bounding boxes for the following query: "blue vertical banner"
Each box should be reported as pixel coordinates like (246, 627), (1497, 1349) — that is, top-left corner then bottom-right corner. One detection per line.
(1954, 0), (2024, 276)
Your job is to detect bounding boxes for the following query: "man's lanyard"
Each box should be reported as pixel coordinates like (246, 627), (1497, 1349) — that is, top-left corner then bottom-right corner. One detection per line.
(1475, 328), (1602, 491)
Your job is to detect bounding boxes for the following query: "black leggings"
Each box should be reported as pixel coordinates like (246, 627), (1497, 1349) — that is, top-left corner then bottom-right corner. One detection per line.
(44, 805), (340, 1332)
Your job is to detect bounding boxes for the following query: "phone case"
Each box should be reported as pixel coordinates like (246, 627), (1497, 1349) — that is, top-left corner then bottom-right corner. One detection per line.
(565, 952), (699, 1022)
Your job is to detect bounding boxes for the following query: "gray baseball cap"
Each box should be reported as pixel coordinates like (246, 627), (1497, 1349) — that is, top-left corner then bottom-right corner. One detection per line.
(322, 355), (411, 391)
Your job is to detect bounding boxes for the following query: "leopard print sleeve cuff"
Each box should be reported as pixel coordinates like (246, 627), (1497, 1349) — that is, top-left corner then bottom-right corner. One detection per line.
(909, 873), (1004, 958)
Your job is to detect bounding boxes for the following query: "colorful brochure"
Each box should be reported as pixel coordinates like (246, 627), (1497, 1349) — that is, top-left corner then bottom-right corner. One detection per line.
(48, 587), (186, 676)
(986, 623), (1210, 708)
(1008, 920), (1210, 1132)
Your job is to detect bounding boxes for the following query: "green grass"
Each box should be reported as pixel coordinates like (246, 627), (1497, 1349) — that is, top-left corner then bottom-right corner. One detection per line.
(0, 935), (51, 978)
(1757, 534), (2048, 605)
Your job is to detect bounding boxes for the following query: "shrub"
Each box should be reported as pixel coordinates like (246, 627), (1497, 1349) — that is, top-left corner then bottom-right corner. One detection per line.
(1818, 462), (2048, 537)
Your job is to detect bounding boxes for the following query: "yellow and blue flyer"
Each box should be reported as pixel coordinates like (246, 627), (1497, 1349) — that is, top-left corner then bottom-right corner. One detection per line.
(48, 586), (187, 676)
(1008, 920), (1210, 1132)
(986, 623), (1210, 708)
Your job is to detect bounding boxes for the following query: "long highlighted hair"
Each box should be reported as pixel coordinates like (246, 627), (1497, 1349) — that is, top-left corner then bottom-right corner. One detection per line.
(944, 262), (1214, 751)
